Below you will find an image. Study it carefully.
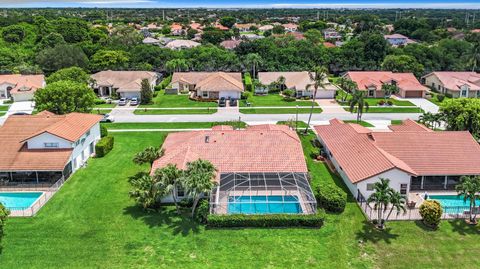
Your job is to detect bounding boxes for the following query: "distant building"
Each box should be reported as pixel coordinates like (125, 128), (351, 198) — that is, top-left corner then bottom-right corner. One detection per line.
(422, 72), (480, 98)
(171, 72), (243, 100)
(282, 23), (298, 32)
(220, 40), (242, 50)
(165, 39), (201, 50)
(91, 71), (158, 100)
(384, 34), (416, 47)
(323, 28), (342, 40)
(0, 74), (45, 102)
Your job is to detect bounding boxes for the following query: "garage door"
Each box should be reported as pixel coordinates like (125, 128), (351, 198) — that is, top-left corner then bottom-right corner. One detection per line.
(219, 91), (240, 99)
(404, 91), (423, 98)
(315, 90), (336, 99)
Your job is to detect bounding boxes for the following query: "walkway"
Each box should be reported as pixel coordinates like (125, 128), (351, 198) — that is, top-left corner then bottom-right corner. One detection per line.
(394, 97), (439, 114)
(316, 99), (348, 114)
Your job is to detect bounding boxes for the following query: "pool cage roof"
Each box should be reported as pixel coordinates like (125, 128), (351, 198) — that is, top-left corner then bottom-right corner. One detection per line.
(210, 172), (317, 215)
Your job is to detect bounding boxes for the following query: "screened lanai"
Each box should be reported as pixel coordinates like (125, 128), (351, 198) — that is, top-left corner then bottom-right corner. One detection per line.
(210, 172), (317, 215)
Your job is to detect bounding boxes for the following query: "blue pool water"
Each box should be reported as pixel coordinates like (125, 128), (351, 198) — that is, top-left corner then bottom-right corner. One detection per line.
(228, 195), (302, 214)
(429, 195), (480, 213)
(0, 192), (43, 210)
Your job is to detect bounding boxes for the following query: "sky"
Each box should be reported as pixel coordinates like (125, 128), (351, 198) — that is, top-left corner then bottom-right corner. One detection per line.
(1, 0), (480, 9)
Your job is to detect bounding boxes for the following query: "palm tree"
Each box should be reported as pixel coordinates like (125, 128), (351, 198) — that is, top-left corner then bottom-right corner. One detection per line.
(384, 190), (406, 224)
(165, 59), (189, 73)
(456, 176), (480, 224)
(153, 164), (184, 214)
(244, 53), (263, 79)
(367, 178), (391, 229)
(133, 146), (164, 167)
(349, 90), (369, 122)
(183, 159), (217, 218)
(304, 66), (328, 134)
(276, 76), (286, 91)
(340, 79), (358, 103)
(128, 174), (164, 209)
(470, 43), (480, 72)
(419, 112), (436, 129)
(380, 83), (399, 102)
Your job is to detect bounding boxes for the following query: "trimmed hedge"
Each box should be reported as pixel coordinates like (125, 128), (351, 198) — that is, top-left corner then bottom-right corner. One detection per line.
(207, 213), (324, 228)
(95, 136), (114, 158)
(156, 75), (172, 91)
(315, 184), (347, 213)
(100, 125), (108, 138)
(244, 73), (253, 92)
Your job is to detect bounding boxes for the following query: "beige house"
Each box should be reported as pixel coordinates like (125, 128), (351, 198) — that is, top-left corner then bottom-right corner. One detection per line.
(165, 39), (201, 50)
(0, 74), (45, 102)
(421, 72), (480, 98)
(171, 72), (243, 100)
(90, 71), (158, 100)
(257, 71), (338, 99)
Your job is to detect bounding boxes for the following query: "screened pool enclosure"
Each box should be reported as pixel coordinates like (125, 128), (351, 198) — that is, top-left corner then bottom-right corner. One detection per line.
(210, 172), (317, 215)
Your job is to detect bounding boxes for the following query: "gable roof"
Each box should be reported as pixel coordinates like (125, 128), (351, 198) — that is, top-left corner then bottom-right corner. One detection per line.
(0, 111), (101, 171)
(220, 39), (242, 49)
(258, 71), (338, 91)
(165, 39), (201, 49)
(345, 71), (428, 93)
(151, 125), (307, 180)
(171, 72), (243, 92)
(0, 74), (45, 94)
(314, 119), (480, 183)
(423, 72), (480, 91)
(91, 71), (157, 92)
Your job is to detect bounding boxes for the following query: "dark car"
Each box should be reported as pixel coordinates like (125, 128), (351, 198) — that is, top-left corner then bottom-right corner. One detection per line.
(218, 97), (226, 107)
(229, 98), (237, 107)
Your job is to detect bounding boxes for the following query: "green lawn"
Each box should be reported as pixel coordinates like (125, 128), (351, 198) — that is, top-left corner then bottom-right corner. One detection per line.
(277, 121), (309, 129)
(391, 120), (404, 125)
(102, 121), (247, 130)
(344, 120), (374, 127)
(94, 103), (116, 108)
(0, 112), (5, 117)
(240, 94), (318, 107)
(90, 109), (112, 115)
(240, 108), (323, 114)
(336, 91), (415, 107)
(0, 105), (9, 111)
(1, 132), (479, 268)
(346, 107), (423, 113)
(134, 108), (217, 115)
(427, 92), (451, 106)
(141, 90), (217, 108)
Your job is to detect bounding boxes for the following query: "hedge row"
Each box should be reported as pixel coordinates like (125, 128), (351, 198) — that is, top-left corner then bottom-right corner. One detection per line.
(315, 184), (347, 213)
(155, 75), (172, 91)
(244, 73), (253, 92)
(95, 136), (114, 158)
(207, 213), (324, 228)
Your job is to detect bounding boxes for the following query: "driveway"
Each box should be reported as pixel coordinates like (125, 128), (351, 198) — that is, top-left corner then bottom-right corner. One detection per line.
(316, 99), (348, 114)
(6, 101), (35, 116)
(395, 97), (439, 114)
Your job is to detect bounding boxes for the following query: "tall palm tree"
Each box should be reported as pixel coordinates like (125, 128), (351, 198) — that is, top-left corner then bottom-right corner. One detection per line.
(154, 164), (184, 214)
(133, 146), (164, 168)
(470, 43), (480, 72)
(367, 178), (391, 229)
(304, 66), (329, 134)
(165, 59), (189, 73)
(244, 53), (263, 79)
(384, 190), (406, 223)
(276, 76), (286, 91)
(128, 174), (164, 210)
(183, 159), (217, 218)
(349, 90), (369, 122)
(380, 83), (399, 102)
(456, 176), (480, 224)
(341, 79), (358, 103)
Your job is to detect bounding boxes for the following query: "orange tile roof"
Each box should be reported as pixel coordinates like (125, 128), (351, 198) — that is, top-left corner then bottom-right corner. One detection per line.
(0, 111), (101, 171)
(314, 119), (480, 183)
(151, 125), (308, 179)
(0, 74), (45, 94)
(172, 72), (244, 92)
(423, 72), (480, 91)
(345, 71), (428, 93)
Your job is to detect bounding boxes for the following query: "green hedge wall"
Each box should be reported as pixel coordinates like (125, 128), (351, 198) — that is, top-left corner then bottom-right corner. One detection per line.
(207, 213), (324, 228)
(244, 73), (253, 92)
(95, 136), (114, 158)
(315, 184), (347, 213)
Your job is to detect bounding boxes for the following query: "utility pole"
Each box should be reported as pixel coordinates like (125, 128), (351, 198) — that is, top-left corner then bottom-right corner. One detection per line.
(162, 10), (165, 21)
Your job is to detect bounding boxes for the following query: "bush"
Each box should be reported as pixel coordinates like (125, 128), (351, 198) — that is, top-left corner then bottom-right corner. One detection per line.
(283, 96), (296, 102)
(94, 98), (106, 105)
(283, 89), (295, 97)
(437, 94), (445, 102)
(244, 73), (253, 92)
(242, 91), (252, 100)
(419, 200), (443, 228)
(3, 99), (13, 104)
(386, 100), (393, 106)
(195, 199), (210, 224)
(153, 91), (158, 97)
(315, 184), (347, 213)
(377, 100), (385, 106)
(445, 92), (453, 98)
(154, 85), (163, 91)
(157, 75), (172, 91)
(100, 125), (108, 138)
(207, 212), (324, 228)
(95, 136), (114, 157)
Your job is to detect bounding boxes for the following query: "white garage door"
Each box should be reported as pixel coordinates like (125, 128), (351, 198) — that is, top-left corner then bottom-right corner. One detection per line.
(315, 90), (335, 99)
(120, 92), (141, 100)
(219, 91), (241, 99)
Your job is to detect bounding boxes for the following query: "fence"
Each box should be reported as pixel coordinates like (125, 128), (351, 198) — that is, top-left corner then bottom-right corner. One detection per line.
(8, 176), (67, 217)
(356, 191), (473, 221)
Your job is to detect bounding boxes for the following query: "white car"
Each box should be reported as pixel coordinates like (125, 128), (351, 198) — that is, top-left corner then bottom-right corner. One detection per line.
(100, 113), (115, 123)
(118, 98), (127, 106)
(130, 98), (139, 106)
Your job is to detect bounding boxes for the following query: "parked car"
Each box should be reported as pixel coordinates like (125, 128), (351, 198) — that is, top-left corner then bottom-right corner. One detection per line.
(229, 98), (237, 107)
(118, 98), (127, 106)
(219, 97), (226, 107)
(100, 113), (115, 123)
(130, 98), (138, 106)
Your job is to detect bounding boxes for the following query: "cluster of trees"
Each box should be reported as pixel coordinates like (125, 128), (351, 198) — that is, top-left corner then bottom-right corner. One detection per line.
(0, 203), (9, 254)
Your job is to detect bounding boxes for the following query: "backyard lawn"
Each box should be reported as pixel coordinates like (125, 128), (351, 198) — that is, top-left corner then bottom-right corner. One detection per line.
(240, 94), (318, 107)
(344, 120), (374, 127)
(140, 90), (217, 108)
(1, 131), (479, 268)
(346, 107), (423, 113)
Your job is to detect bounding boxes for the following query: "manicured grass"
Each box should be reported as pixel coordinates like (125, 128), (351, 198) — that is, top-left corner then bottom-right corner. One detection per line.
(344, 120), (374, 127)
(240, 107), (323, 114)
(90, 109), (112, 115)
(346, 107), (423, 113)
(277, 121), (309, 128)
(134, 108), (217, 115)
(102, 121), (247, 130)
(0, 105), (9, 111)
(141, 90), (217, 108)
(427, 92), (452, 106)
(391, 120), (404, 125)
(240, 94), (318, 107)
(0, 112), (5, 117)
(93, 103), (116, 108)
(336, 91), (415, 106)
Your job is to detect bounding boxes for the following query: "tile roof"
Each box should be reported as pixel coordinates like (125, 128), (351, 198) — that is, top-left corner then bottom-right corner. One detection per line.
(345, 71), (428, 93)
(423, 72), (480, 91)
(91, 71), (157, 93)
(0, 111), (101, 171)
(219, 39), (242, 49)
(165, 39), (201, 49)
(258, 71), (338, 91)
(172, 72), (243, 92)
(151, 125), (308, 180)
(314, 119), (480, 183)
(0, 74), (45, 94)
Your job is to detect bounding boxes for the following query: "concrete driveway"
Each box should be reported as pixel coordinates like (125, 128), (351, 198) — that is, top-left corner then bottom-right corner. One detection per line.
(6, 101), (35, 116)
(395, 97), (439, 114)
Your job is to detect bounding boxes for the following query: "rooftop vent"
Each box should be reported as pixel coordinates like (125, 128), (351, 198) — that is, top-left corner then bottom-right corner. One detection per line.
(205, 135), (210, 143)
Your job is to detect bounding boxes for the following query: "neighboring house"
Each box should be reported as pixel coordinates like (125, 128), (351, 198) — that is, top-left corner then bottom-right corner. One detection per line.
(150, 124), (316, 215)
(220, 40), (242, 50)
(189, 22), (203, 32)
(234, 23), (258, 32)
(170, 23), (184, 35)
(240, 34), (264, 40)
(257, 71), (338, 99)
(282, 23), (298, 32)
(171, 72), (243, 100)
(214, 22), (229, 31)
(323, 42), (336, 48)
(315, 119), (480, 199)
(421, 72), (480, 98)
(286, 32), (305, 40)
(165, 39), (201, 50)
(323, 28), (342, 40)
(90, 70), (158, 100)
(344, 71), (428, 98)
(258, 25), (273, 31)
(142, 37), (161, 45)
(384, 34), (416, 46)
(0, 111), (102, 186)
(0, 74), (45, 102)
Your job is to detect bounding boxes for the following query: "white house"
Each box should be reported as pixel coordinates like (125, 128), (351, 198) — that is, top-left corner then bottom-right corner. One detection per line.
(384, 34), (416, 47)
(314, 119), (480, 200)
(0, 74), (45, 102)
(0, 111), (102, 186)
(171, 72), (244, 100)
(421, 72), (480, 98)
(90, 70), (158, 100)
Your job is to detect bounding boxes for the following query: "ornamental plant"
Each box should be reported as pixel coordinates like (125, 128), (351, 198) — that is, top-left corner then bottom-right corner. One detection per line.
(419, 200), (443, 228)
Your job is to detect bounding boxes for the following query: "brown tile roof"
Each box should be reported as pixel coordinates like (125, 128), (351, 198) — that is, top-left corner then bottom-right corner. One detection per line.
(0, 74), (45, 94)
(423, 72), (480, 91)
(388, 119), (432, 132)
(172, 72), (244, 92)
(345, 71), (428, 93)
(0, 112), (101, 171)
(91, 71), (157, 93)
(258, 71), (338, 91)
(165, 39), (201, 49)
(220, 40), (242, 49)
(315, 119), (480, 183)
(151, 125), (308, 180)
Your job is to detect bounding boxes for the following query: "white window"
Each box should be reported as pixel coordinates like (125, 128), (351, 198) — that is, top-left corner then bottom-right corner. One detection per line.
(202, 91), (209, 98)
(400, 184), (408, 195)
(461, 88), (468, 97)
(368, 89), (375, 97)
(44, 142), (59, 148)
(177, 186), (185, 198)
(366, 183), (375, 191)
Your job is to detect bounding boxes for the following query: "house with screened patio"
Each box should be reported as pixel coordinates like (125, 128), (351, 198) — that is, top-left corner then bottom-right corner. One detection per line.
(150, 124), (317, 215)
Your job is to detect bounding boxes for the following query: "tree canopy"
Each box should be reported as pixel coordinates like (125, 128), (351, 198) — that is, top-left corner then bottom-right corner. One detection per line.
(34, 80), (96, 114)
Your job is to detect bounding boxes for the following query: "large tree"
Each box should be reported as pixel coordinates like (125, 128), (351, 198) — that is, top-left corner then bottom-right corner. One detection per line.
(90, 50), (130, 71)
(2, 24), (26, 43)
(140, 78), (153, 105)
(183, 159), (216, 218)
(456, 176), (480, 224)
(153, 164), (184, 213)
(34, 80), (96, 115)
(381, 55), (424, 77)
(349, 90), (370, 122)
(128, 173), (163, 210)
(133, 146), (163, 168)
(36, 44), (89, 73)
(244, 53), (262, 79)
(367, 178), (406, 229)
(46, 67), (90, 84)
(219, 16), (236, 29)
(439, 98), (480, 138)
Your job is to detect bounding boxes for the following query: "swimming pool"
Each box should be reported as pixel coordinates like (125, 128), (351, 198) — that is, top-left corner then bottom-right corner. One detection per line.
(0, 192), (43, 210)
(228, 195), (302, 214)
(429, 195), (480, 213)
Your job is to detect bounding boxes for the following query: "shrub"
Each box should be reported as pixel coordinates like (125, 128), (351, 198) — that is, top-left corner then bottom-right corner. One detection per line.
(195, 199), (210, 224)
(94, 98), (106, 105)
(154, 85), (163, 91)
(153, 91), (158, 97)
(242, 91), (252, 100)
(445, 92), (453, 98)
(419, 200), (443, 228)
(3, 99), (13, 104)
(377, 100), (385, 106)
(157, 75), (172, 91)
(283, 89), (295, 97)
(386, 100), (393, 106)
(95, 136), (114, 157)
(315, 184), (347, 213)
(283, 96), (296, 102)
(207, 212), (324, 228)
(244, 73), (253, 92)
(437, 94), (445, 102)
(100, 125), (108, 138)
